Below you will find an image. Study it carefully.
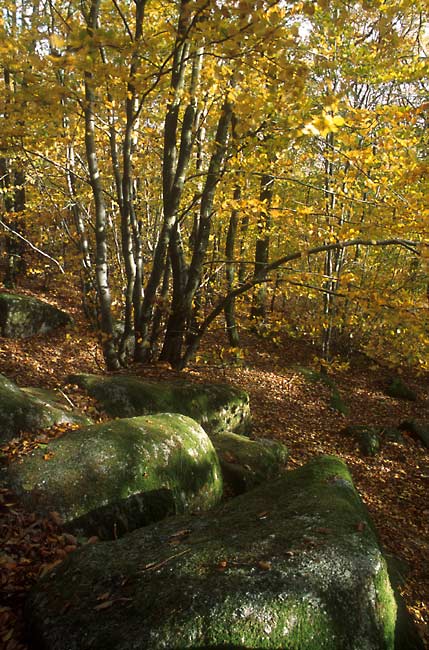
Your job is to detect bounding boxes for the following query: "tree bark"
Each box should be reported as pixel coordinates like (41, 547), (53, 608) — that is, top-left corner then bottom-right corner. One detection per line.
(224, 184), (241, 346)
(83, 0), (120, 370)
(250, 173), (274, 319)
(163, 99), (233, 367)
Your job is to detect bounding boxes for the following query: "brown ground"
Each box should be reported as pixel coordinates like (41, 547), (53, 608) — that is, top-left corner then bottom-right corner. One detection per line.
(0, 280), (428, 649)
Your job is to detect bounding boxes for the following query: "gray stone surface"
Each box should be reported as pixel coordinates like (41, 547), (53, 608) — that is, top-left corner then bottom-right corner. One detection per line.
(67, 373), (251, 436)
(8, 413), (223, 538)
(213, 431), (288, 494)
(0, 374), (91, 444)
(26, 456), (410, 650)
(0, 292), (72, 338)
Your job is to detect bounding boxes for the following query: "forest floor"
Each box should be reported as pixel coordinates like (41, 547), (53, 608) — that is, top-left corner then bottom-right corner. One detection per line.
(0, 279), (428, 649)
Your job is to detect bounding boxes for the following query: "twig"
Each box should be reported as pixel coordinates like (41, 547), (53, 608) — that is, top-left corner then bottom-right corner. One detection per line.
(139, 548), (191, 573)
(55, 389), (76, 409)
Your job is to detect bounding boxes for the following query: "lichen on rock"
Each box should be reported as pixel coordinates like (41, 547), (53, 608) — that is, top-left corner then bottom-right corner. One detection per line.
(0, 292), (72, 339)
(7, 413), (223, 538)
(0, 374), (91, 444)
(25, 456), (408, 650)
(67, 373), (251, 436)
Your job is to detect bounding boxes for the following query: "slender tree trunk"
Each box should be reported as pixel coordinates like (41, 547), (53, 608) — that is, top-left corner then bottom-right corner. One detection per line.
(224, 184), (241, 346)
(164, 100), (232, 368)
(250, 173), (274, 319)
(134, 11), (199, 361)
(83, 0), (119, 370)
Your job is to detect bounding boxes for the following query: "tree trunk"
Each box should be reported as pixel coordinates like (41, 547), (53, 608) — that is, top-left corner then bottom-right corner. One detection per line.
(164, 100), (232, 367)
(83, 0), (119, 370)
(250, 173), (274, 319)
(134, 0), (194, 362)
(224, 184), (241, 346)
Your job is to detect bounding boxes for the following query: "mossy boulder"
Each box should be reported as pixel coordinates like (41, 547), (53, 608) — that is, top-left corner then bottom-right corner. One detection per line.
(0, 293), (72, 338)
(342, 425), (406, 457)
(213, 432), (288, 494)
(385, 377), (417, 402)
(67, 373), (251, 436)
(7, 414), (223, 538)
(399, 420), (429, 448)
(25, 456), (411, 650)
(0, 375), (91, 444)
(342, 425), (383, 456)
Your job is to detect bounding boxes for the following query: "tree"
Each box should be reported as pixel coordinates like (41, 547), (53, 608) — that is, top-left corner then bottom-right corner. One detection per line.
(1, 0), (428, 371)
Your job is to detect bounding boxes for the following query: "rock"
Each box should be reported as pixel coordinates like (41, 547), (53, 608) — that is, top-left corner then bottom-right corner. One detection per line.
(385, 377), (417, 401)
(25, 456), (410, 650)
(67, 373), (251, 436)
(0, 292), (72, 338)
(112, 320), (135, 359)
(342, 424), (382, 456)
(7, 414), (223, 538)
(213, 432), (288, 494)
(382, 427), (405, 445)
(0, 375), (92, 444)
(399, 420), (429, 448)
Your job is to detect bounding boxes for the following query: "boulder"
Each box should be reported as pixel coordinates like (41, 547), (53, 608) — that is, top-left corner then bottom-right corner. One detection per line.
(213, 432), (288, 494)
(0, 292), (72, 338)
(385, 377), (417, 401)
(7, 414), (223, 538)
(399, 420), (429, 448)
(25, 456), (411, 650)
(0, 375), (92, 444)
(67, 373), (251, 436)
(342, 424), (382, 456)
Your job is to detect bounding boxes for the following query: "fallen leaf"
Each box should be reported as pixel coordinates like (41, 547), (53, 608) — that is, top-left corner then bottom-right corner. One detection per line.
(258, 560), (272, 571)
(94, 600), (114, 611)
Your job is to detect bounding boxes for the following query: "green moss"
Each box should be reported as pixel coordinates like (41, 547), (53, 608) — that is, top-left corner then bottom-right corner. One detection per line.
(26, 456), (403, 650)
(0, 292), (72, 338)
(67, 374), (252, 435)
(373, 561), (397, 648)
(385, 377), (417, 402)
(0, 375), (91, 444)
(295, 366), (349, 415)
(8, 413), (223, 538)
(213, 432), (288, 494)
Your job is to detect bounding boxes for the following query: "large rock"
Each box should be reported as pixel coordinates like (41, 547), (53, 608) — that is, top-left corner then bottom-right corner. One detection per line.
(7, 414), (223, 538)
(68, 373), (251, 436)
(213, 431), (288, 494)
(399, 420), (429, 448)
(25, 456), (413, 650)
(0, 375), (92, 444)
(0, 292), (72, 338)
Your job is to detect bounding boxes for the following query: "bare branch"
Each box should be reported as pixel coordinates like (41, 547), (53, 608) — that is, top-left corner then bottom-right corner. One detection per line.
(0, 219), (65, 273)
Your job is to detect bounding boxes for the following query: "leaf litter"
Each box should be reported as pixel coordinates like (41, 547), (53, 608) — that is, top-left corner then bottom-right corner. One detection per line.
(0, 284), (428, 648)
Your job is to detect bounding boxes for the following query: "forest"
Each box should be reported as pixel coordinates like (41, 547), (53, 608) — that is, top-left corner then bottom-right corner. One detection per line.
(0, 1), (428, 649)
(0, 0), (428, 371)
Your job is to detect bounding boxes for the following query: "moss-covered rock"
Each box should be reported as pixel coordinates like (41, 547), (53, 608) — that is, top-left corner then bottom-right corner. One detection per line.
(26, 456), (411, 650)
(213, 432), (288, 494)
(67, 373), (251, 436)
(0, 293), (72, 338)
(8, 414), (223, 538)
(342, 425), (383, 456)
(399, 420), (429, 448)
(385, 377), (417, 401)
(0, 375), (91, 444)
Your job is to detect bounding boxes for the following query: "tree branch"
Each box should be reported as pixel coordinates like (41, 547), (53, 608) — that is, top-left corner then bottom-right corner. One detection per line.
(0, 219), (65, 273)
